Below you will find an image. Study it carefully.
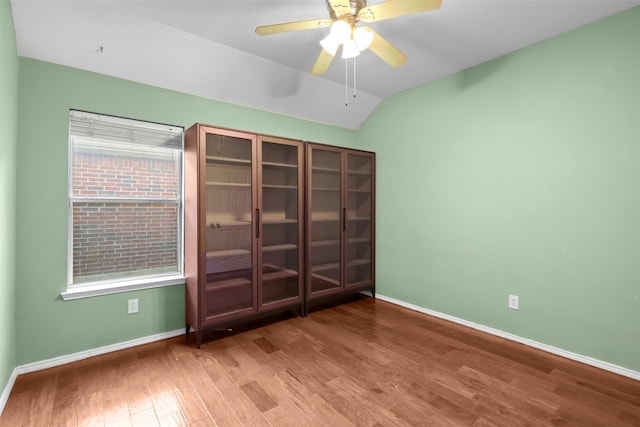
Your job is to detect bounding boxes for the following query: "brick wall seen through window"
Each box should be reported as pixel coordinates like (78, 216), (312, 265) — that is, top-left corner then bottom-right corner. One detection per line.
(68, 110), (183, 288)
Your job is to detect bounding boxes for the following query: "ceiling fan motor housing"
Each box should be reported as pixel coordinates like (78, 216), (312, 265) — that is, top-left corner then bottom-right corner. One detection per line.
(327, 0), (367, 20)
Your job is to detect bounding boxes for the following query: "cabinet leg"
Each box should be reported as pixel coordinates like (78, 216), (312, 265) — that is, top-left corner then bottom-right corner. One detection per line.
(196, 332), (202, 349)
(185, 323), (190, 339)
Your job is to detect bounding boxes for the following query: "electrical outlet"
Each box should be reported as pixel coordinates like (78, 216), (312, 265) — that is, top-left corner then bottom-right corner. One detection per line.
(128, 298), (139, 314)
(508, 294), (519, 310)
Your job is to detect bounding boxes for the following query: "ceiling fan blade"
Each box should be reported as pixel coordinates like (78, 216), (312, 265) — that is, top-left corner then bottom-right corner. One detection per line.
(365, 27), (407, 68)
(256, 19), (332, 35)
(328, 0), (352, 18)
(358, 0), (442, 23)
(311, 49), (335, 76)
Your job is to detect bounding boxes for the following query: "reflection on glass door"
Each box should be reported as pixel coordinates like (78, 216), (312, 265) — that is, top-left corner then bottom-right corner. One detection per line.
(260, 140), (301, 305)
(346, 154), (372, 286)
(309, 148), (342, 294)
(203, 133), (254, 318)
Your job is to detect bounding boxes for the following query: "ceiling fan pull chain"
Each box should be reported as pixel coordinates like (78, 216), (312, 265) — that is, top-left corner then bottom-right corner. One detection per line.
(353, 56), (357, 99)
(345, 58), (348, 106)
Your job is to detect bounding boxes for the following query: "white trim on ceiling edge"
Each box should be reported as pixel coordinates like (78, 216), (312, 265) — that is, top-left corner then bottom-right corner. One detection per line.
(0, 328), (184, 416)
(373, 293), (640, 382)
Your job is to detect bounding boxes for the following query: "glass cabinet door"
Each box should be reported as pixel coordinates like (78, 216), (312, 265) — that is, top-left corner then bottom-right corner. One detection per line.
(346, 153), (373, 287)
(259, 140), (302, 306)
(203, 132), (255, 318)
(308, 147), (343, 294)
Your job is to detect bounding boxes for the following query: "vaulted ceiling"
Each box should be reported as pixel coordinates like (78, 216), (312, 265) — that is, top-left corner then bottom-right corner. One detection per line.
(10, 0), (640, 129)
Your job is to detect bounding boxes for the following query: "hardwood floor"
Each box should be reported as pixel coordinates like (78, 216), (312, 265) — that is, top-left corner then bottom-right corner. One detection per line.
(2, 297), (639, 426)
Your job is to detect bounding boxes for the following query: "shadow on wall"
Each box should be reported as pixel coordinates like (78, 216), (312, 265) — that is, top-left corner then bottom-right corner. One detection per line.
(382, 17), (513, 91)
(163, 285), (185, 332)
(455, 54), (510, 90)
(264, 64), (303, 99)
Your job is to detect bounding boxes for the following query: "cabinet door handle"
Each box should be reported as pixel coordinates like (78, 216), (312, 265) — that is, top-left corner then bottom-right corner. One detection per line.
(255, 209), (260, 238)
(343, 208), (346, 232)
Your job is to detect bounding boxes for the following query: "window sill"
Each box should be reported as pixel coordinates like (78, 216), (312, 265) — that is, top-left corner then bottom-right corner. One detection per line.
(61, 274), (185, 301)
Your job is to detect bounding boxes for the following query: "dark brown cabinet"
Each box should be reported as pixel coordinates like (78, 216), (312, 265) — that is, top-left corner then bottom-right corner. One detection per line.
(258, 136), (305, 307)
(306, 143), (375, 307)
(184, 125), (304, 347)
(185, 125), (374, 347)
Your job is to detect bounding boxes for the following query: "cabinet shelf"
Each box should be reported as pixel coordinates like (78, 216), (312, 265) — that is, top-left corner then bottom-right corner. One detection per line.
(347, 170), (371, 176)
(311, 259), (370, 273)
(207, 220), (251, 227)
(312, 239), (340, 247)
(348, 216), (371, 221)
(347, 189), (371, 193)
(312, 186), (340, 192)
(262, 243), (297, 252)
(263, 161), (297, 169)
(206, 181), (251, 187)
(205, 276), (251, 291)
(312, 166), (340, 173)
(347, 258), (371, 267)
(262, 184), (297, 190)
(262, 218), (297, 224)
(262, 268), (298, 282)
(311, 262), (340, 273)
(348, 237), (370, 244)
(311, 216), (340, 222)
(310, 273), (340, 287)
(206, 155), (251, 165)
(206, 249), (251, 258)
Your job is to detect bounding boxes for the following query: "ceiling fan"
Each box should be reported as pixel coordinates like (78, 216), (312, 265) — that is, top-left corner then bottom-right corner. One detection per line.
(255, 0), (443, 76)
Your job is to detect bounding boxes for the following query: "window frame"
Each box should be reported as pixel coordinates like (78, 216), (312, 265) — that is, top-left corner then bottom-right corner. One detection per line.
(62, 110), (185, 301)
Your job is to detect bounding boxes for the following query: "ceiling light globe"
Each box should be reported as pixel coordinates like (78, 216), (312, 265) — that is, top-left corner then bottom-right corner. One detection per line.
(353, 27), (374, 51)
(319, 35), (339, 56)
(341, 39), (361, 59)
(330, 20), (352, 45)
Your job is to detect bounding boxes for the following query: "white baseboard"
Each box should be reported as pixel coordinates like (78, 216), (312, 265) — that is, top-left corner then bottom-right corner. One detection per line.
(375, 293), (640, 382)
(0, 328), (184, 416)
(3, 298), (638, 417)
(15, 328), (184, 376)
(0, 368), (18, 418)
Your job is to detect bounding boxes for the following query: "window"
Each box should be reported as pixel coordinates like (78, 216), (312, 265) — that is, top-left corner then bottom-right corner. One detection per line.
(63, 110), (184, 300)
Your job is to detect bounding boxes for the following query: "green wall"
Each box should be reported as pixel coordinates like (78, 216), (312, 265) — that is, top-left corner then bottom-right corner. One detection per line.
(11, 5), (640, 375)
(15, 58), (356, 365)
(358, 7), (640, 371)
(0, 0), (18, 396)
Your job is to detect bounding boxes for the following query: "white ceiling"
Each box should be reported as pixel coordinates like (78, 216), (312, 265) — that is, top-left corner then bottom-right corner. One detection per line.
(10, 0), (640, 129)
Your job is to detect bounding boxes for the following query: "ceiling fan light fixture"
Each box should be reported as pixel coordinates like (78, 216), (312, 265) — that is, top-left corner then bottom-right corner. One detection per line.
(319, 34), (339, 56)
(341, 39), (361, 59)
(330, 20), (352, 45)
(353, 27), (374, 51)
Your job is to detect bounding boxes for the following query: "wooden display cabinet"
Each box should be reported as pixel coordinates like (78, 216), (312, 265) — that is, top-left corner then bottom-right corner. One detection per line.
(184, 124), (304, 347)
(306, 143), (375, 309)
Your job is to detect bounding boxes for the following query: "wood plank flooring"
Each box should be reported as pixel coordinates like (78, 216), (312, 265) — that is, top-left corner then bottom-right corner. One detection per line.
(2, 297), (639, 426)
